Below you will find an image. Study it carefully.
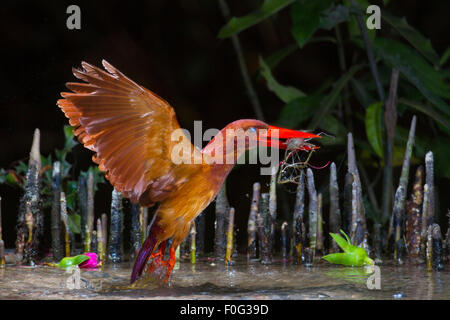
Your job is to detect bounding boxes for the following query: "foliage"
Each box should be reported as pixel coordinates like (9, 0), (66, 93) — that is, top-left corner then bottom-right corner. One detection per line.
(365, 102), (384, 158)
(217, 0), (450, 184)
(290, 0), (334, 48)
(0, 126), (77, 192)
(55, 254), (89, 269)
(0, 126), (107, 234)
(381, 11), (440, 67)
(259, 56), (305, 103)
(323, 230), (374, 266)
(372, 38), (450, 117)
(218, 0), (295, 39)
(80, 165), (106, 193)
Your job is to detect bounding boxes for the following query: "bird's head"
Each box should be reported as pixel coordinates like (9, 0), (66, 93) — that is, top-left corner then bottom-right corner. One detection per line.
(202, 119), (321, 164)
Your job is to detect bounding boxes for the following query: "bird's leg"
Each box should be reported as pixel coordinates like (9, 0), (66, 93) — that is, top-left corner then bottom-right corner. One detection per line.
(145, 241), (177, 282)
(152, 241), (166, 258)
(163, 246), (176, 282)
(146, 241), (167, 275)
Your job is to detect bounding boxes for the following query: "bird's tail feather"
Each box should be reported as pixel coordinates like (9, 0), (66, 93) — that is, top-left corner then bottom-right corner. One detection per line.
(130, 228), (159, 284)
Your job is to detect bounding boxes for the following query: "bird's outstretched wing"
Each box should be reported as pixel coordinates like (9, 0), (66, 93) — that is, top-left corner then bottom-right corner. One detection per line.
(57, 60), (198, 205)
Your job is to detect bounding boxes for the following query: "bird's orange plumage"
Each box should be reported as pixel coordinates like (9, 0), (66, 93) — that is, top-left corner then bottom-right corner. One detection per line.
(57, 60), (320, 284)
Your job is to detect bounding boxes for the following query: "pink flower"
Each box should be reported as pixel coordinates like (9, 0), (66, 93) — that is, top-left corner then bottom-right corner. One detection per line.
(79, 252), (98, 269)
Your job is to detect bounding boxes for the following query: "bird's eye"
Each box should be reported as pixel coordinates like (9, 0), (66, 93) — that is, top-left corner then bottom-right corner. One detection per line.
(248, 127), (257, 133)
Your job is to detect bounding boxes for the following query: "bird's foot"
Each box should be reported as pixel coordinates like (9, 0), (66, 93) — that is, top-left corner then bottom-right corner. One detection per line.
(145, 242), (175, 283)
(146, 251), (163, 274)
(162, 246), (176, 282)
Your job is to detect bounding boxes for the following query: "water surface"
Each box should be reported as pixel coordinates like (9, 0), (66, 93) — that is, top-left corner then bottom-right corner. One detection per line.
(0, 256), (448, 299)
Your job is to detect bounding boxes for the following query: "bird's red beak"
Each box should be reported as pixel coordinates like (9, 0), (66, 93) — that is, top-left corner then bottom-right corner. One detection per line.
(258, 125), (321, 150)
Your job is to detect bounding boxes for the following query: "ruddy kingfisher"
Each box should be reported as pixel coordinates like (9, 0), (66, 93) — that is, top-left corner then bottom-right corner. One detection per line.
(57, 60), (321, 284)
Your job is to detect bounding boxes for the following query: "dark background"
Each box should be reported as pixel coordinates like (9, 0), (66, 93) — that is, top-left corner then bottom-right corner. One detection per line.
(0, 1), (449, 252)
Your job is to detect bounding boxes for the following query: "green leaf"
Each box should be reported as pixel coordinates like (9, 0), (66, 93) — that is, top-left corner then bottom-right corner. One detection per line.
(55, 149), (66, 162)
(80, 166), (106, 192)
(340, 229), (352, 245)
(5, 172), (20, 186)
(276, 95), (322, 128)
(373, 38), (450, 117)
(259, 56), (305, 103)
(323, 251), (371, 266)
(218, 0), (295, 39)
(319, 4), (349, 30)
(265, 44), (298, 70)
(2, 172), (24, 189)
(41, 155), (53, 186)
(398, 98), (450, 132)
(365, 102), (384, 158)
(41, 154), (52, 167)
(291, 0), (334, 48)
(440, 46), (450, 66)
(382, 11), (440, 67)
(14, 161), (28, 175)
(323, 253), (350, 264)
(344, 0), (376, 42)
(60, 160), (72, 180)
(329, 232), (351, 252)
(67, 214), (81, 234)
(66, 180), (78, 194)
(325, 231), (374, 267)
(64, 125), (74, 140)
(309, 64), (364, 129)
(63, 125), (77, 151)
(65, 182), (77, 211)
(56, 255), (89, 269)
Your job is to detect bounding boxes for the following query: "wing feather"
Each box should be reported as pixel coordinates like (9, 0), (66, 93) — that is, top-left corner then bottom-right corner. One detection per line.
(57, 60), (200, 205)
